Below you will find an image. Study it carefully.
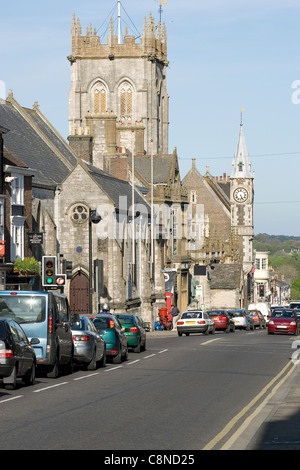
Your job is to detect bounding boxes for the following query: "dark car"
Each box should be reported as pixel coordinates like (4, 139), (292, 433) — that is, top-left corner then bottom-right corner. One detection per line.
(89, 314), (128, 363)
(0, 318), (39, 390)
(71, 316), (106, 370)
(207, 310), (235, 332)
(115, 314), (146, 352)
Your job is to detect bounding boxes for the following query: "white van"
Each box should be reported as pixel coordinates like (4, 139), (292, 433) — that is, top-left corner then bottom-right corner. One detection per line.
(248, 302), (271, 324)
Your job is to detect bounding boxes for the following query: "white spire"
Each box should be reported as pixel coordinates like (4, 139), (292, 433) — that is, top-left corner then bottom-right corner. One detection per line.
(231, 123), (253, 179)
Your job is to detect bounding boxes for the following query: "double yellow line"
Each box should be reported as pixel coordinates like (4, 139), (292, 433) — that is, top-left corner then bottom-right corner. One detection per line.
(203, 361), (297, 450)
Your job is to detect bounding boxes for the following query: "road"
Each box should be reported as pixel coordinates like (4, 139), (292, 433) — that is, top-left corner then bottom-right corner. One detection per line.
(0, 327), (297, 451)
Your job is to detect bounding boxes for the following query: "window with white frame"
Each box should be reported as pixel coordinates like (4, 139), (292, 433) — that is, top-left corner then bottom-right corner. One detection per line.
(11, 174), (24, 206)
(11, 223), (24, 260)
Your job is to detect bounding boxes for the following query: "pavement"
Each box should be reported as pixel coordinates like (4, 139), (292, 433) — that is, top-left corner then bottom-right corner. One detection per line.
(148, 328), (300, 450)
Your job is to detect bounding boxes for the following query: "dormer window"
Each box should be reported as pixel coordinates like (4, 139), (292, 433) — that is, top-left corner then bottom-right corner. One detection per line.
(238, 162), (244, 172)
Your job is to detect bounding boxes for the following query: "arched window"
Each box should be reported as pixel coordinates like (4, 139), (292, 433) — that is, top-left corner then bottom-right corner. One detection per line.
(92, 83), (107, 114)
(119, 81), (133, 121)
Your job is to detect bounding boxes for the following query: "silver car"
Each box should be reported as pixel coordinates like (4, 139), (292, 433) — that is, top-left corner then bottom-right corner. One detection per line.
(177, 310), (215, 336)
(71, 316), (106, 370)
(227, 309), (255, 331)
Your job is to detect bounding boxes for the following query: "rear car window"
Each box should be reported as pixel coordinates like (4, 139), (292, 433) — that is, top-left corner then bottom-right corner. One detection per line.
(117, 316), (135, 324)
(182, 312), (202, 319)
(0, 295), (46, 324)
(93, 318), (112, 330)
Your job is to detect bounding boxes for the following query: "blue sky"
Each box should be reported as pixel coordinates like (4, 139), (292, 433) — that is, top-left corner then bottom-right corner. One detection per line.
(1, 0), (300, 236)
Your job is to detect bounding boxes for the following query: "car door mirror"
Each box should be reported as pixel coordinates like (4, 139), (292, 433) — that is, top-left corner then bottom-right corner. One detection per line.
(30, 338), (40, 345)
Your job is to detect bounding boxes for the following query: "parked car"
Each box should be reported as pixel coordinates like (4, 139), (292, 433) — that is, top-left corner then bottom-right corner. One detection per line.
(71, 316), (106, 370)
(248, 302), (271, 324)
(207, 310), (235, 332)
(89, 314), (128, 363)
(248, 309), (266, 329)
(115, 314), (146, 352)
(227, 309), (254, 330)
(0, 290), (74, 378)
(177, 310), (215, 336)
(0, 318), (38, 390)
(268, 308), (299, 335)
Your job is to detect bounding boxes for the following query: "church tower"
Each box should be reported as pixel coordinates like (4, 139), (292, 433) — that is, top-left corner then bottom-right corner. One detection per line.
(67, 8), (169, 169)
(230, 121), (254, 276)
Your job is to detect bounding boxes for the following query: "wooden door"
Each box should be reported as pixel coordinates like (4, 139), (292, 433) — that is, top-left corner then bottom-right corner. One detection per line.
(70, 271), (89, 315)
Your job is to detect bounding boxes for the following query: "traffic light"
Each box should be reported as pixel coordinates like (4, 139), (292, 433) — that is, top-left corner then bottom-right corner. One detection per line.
(62, 260), (73, 279)
(42, 256), (66, 288)
(259, 284), (265, 297)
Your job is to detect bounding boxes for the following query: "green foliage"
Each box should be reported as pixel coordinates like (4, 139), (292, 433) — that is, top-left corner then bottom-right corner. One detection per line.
(291, 276), (300, 300)
(254, 234), (300, 284)
(13, 257), (40, 275)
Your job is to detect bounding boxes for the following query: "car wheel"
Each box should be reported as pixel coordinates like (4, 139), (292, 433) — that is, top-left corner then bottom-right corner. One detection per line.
(122, 347), (129, 362)
(87, 349), (97, 370)
(47, 353), (59, 378)
(112, 349), (122, 364)
(178, 331), (182, 336)
(141, 340), (146, 352)
(99, 348), (106, 367)
(4, 365), (17, 390)
(23, 362), (36, 386)
(133, 342), (141, 353)
(185, 333), (190, 336)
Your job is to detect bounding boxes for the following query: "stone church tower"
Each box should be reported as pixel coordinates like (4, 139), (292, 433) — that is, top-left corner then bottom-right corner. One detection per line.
(67, 11), (169, 169)
(230, 122), (254, 276)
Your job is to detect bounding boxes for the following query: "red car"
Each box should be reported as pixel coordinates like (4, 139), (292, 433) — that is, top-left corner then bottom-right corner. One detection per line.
(207, 310), (235, 332)
(268, 308), (299, 335)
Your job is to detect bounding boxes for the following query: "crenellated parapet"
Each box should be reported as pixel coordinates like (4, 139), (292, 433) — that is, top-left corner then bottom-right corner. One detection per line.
(68, 12), (168, 65)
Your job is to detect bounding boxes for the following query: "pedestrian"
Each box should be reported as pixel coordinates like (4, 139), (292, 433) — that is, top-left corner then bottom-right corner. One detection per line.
(170, 303), (179, 330)
(99, 302), (111, 314)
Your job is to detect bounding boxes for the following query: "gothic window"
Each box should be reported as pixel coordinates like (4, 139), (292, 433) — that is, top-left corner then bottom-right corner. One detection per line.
(119, 81), (133, 121)
(93, 84), (106, 114)
(71, 204), (88, 224)
(238, 162), (244, 172)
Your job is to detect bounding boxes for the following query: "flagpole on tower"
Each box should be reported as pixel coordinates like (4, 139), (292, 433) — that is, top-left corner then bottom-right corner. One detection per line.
(159, 0), (167, 23)
(118, 0), (121, 44)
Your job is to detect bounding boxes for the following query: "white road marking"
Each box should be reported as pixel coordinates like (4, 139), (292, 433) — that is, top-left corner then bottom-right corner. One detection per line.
(0, 395), (23, 403)
(33, 382), (69, 393)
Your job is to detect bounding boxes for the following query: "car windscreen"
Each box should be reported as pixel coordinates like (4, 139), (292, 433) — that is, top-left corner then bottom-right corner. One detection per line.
(208, 312), (224, 316)
(0, 295), (46, 324)
(272, 310), (295, 318)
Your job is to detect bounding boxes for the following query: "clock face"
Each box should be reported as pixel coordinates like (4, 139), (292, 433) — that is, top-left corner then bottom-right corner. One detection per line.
(233, 187), (248, 203)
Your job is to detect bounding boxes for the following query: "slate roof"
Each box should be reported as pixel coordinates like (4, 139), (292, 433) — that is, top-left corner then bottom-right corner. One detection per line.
(209, 264), (242, 290)
(0, 98), (76, 188)
(128, 155), (174, 185)
(84, 162), (150, 211)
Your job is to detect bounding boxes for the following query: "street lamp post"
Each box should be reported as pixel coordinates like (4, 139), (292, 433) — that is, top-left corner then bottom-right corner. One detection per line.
(89, 209), (101, 314)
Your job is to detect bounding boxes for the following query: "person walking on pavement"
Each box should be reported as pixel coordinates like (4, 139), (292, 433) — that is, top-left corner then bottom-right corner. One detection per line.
(170, 303), (179, 330)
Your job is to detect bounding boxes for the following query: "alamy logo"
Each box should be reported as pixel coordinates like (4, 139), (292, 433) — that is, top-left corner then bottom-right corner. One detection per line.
(291, 80), (300, 104)
(291, 340), (300, 365)
(0, 80), (6, 100)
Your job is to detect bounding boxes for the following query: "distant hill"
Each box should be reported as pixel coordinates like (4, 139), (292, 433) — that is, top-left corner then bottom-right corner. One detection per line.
(254, 234), (300, 284)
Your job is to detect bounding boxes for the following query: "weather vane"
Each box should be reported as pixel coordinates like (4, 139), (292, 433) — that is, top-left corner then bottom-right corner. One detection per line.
(159, 0), (167, 23)
(240, 108), (245, 125)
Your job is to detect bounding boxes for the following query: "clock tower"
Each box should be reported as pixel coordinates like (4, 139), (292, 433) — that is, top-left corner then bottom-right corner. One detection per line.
(230, 122), (254, 278)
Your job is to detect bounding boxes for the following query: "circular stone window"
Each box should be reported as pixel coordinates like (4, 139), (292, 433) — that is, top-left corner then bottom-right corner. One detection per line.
(71, 205), (88, 224)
